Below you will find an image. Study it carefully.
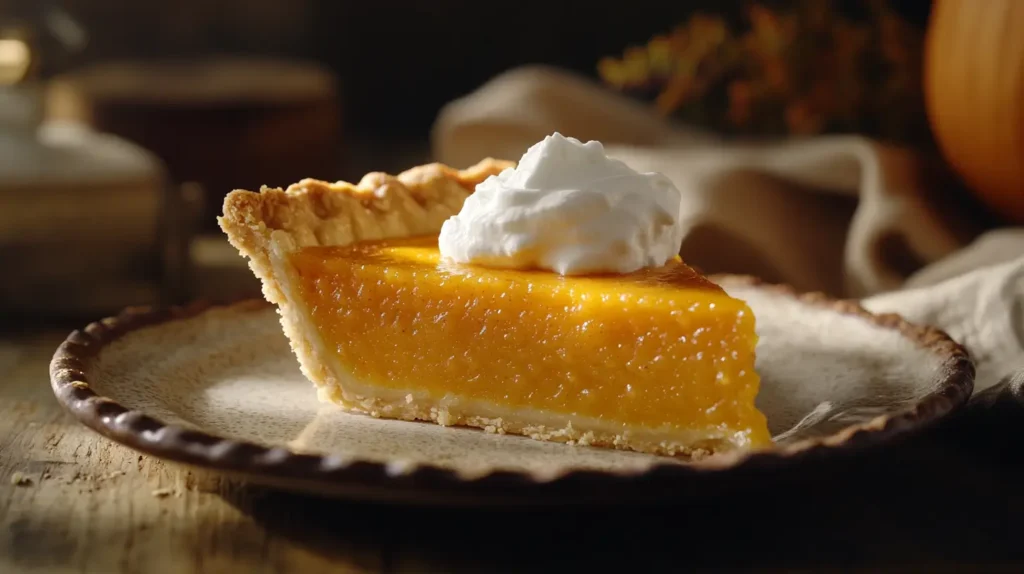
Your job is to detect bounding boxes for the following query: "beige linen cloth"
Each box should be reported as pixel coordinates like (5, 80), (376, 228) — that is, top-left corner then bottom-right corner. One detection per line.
(432, 66), (1024, 412)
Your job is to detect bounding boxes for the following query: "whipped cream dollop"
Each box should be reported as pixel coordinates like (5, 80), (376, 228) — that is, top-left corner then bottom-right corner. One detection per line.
(438, 133), (684, 275)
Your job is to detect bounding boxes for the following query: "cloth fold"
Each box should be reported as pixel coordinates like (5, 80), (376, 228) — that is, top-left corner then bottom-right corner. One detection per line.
(432, 65), (1024, 414)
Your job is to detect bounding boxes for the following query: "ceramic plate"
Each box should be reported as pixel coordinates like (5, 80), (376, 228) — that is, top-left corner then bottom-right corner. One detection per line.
(50, 276), (973, 505)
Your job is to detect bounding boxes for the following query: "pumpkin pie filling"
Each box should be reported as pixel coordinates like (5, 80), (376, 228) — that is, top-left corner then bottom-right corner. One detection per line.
(287, 236), (770, 451)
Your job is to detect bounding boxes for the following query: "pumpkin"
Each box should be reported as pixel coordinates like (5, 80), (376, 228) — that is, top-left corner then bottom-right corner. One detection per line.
(924, 0), (1024, 223)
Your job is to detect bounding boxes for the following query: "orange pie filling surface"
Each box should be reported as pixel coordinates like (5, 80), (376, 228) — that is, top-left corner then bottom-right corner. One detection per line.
(289, 235), (772, 449)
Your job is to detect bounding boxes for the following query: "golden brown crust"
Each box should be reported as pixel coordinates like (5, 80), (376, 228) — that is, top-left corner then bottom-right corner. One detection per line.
(218, 158), (513, 303)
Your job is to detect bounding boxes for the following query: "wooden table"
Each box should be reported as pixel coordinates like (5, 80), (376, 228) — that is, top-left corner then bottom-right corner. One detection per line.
(3, 326), (1024, 573)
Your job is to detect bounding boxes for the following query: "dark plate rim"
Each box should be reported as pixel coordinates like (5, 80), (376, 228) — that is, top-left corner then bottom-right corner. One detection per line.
(49, 275), (975, 501)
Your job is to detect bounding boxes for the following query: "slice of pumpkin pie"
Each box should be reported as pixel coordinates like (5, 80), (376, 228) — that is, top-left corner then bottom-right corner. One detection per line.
(219, 133), (770, 457)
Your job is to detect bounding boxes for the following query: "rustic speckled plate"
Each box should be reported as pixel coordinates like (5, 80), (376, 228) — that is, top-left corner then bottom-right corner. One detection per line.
(50, 276), (973, 505)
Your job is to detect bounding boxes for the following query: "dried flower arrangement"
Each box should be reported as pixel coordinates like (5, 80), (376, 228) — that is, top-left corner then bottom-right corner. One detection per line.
(597, 0), (930, 145)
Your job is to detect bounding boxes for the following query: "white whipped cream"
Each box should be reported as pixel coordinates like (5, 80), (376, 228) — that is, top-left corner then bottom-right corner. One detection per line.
(438, 133), (684, 275)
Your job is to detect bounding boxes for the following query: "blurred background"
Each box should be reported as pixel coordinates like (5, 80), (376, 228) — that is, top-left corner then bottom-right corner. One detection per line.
(0, 0), (1018, 322)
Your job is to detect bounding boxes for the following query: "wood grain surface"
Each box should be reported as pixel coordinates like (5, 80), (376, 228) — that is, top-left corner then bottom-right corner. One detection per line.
(3, 327), (1024, 573)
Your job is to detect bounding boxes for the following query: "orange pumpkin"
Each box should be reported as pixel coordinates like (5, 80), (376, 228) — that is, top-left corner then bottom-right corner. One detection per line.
(924, 0), (1024, 223)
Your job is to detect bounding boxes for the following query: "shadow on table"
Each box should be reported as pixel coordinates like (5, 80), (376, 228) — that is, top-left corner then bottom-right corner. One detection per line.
(218, 412), (1024, 572)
